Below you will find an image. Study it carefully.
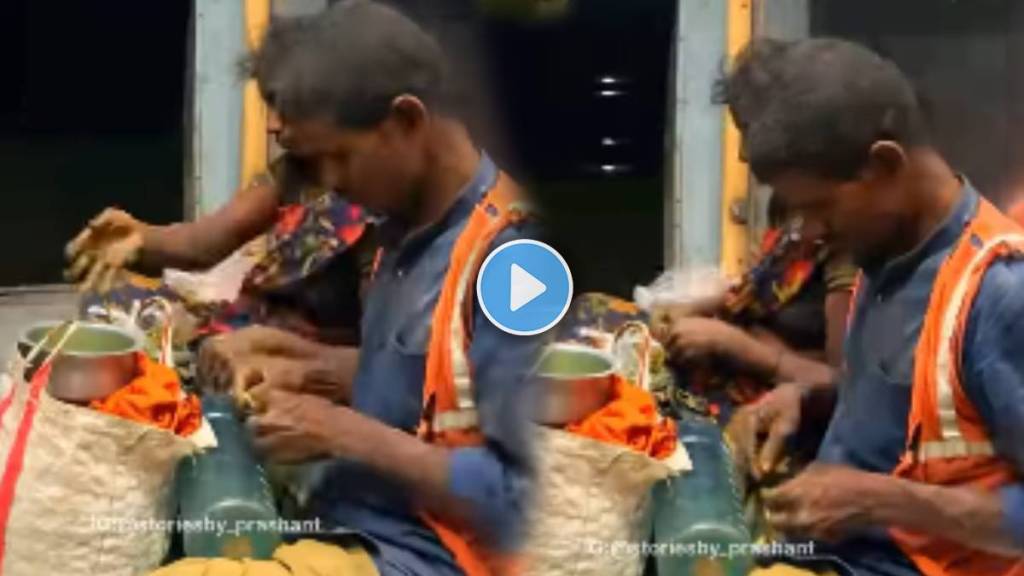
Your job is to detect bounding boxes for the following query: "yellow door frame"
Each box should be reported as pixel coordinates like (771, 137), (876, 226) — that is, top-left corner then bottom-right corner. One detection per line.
(721, 0), (752, 278)
(241, 0), (271, 187)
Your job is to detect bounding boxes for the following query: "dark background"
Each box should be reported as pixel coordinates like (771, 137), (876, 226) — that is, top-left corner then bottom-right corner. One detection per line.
(481, 0), (674, 298)
(393, 0), (676, 298)
(5, 0), (673, 295)
(6, 0), (1020, 290)
(0, 0), (189, 286)
(812, 0), (1024, 206)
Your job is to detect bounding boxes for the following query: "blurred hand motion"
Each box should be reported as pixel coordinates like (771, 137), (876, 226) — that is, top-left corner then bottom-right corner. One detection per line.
(65, 208), (145, 294)
(197, 325), (323, 408)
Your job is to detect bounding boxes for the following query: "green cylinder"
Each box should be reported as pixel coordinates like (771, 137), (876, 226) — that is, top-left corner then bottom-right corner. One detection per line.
(651, 412), (753, 576)
(177, 394), (282, 559)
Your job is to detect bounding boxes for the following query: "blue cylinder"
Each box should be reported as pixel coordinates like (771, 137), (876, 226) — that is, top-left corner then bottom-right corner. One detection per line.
(177, 394), (282, 559)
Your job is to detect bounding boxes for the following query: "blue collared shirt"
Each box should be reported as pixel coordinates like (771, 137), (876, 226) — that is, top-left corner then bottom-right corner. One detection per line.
(306, 154), (540, 576)
(816, 184), (1024, 575)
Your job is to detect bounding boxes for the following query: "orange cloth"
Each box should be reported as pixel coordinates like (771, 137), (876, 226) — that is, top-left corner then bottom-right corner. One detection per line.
(566, 375), (677, 460)
(90, 353), (202, 437)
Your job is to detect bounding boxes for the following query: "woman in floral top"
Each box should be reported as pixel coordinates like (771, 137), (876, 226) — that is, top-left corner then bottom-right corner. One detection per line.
(561, 196), (855, 425)
(67, 152), (374, 347)
(655, 208), (855, 424)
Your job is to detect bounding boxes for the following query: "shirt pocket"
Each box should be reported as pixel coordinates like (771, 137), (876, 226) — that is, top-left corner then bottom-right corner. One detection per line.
(389, 314), (431, 356)
(354, 317), (431, 432)
(840, 361), (913, 471)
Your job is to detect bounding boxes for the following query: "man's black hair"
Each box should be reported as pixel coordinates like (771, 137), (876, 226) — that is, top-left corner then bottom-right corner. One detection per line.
(716, 37), (930, 181)
(250, 0), (451, 129)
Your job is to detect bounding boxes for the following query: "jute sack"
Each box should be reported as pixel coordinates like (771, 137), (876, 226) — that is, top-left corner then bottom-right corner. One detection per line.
(522, 427), (689, 576)
(0, 356), (213, 576)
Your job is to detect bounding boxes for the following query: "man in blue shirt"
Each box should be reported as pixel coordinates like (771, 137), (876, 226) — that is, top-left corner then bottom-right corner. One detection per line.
(721, 39), (1024, 575)
(194, 3), (539, 575)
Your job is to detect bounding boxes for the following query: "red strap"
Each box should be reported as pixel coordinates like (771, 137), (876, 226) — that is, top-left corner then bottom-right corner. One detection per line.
(846, 273), (863, 332)
(0, 364), (51, 569)
(370, 247), (384, 280)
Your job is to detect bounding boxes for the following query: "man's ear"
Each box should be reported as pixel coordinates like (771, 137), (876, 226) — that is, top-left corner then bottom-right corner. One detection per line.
(864, 140), (908, 179)
(389, 94), (428, 133)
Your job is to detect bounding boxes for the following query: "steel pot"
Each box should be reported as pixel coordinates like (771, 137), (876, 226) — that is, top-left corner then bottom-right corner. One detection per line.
(18, 321), (142, 404)
(533, 343), (616, 426)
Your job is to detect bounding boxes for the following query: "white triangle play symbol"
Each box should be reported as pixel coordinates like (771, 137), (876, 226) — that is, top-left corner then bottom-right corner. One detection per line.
(510, 263), (547, 312)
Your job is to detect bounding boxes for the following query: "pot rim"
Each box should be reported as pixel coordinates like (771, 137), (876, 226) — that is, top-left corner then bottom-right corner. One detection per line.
(535, 342), (617, 379)
(18, 320), (143, 359)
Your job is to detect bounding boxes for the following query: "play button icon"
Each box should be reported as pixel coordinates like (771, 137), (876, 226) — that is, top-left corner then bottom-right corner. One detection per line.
(477, 240), (573, 336)
(510, 263), (546, 312)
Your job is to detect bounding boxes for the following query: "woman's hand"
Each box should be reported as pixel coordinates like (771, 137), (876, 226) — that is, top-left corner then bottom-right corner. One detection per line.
(204, 325), (319, 359)
(65, 208), (146, 293)
(654, 315), (746, 363)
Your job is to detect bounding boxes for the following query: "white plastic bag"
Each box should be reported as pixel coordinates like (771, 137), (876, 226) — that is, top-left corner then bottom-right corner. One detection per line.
(632, 266), (730, 312)
(162, 238), (264, 305)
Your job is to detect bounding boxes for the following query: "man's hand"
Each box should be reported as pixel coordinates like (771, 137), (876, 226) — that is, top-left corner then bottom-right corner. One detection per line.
(198, 326), (320, 391)
(725, 382), (805, 480)
(763, 464), (878, 542)
(247, 388), (458, 528)
(653, 316), (745, 362)
(65, 208), (145, 293)
(236, 354), (353, 406)
(233, 355), (314, 404)
(247, 388), (341, 463)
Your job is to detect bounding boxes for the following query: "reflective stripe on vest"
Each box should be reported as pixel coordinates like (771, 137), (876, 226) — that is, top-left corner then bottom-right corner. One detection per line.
(436, 210), (540, 426)
(917, 438), (995, 461)
(932, 232), (1024, 448)
(418, 174), (527, 576)
(433, 408), (480, 433)
(447, 238), (491, 415)
(421, 176), (525, 441)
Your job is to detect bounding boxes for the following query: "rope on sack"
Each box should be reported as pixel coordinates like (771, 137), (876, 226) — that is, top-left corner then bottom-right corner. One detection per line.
(138, 297), (175, 368)
(613, 321), (654, 392)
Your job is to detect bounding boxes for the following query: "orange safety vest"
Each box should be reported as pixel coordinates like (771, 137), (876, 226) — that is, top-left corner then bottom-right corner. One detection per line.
(865, 197), (1024, 576)
(1009, 199), (1024, 228)
(418, 172), (528, 576)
